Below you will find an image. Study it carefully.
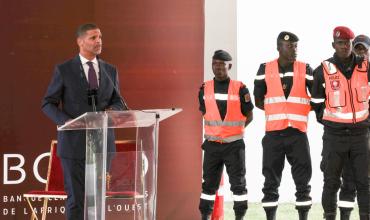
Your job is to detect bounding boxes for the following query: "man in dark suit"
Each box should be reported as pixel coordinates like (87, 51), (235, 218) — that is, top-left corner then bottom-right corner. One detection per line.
(42, 23), (127, 220)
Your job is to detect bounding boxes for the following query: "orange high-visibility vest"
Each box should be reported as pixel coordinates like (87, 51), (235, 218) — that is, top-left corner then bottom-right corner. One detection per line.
(203, 80), (246, 143)
(322, 60), (369, 123)
(264, 59), (311, 132)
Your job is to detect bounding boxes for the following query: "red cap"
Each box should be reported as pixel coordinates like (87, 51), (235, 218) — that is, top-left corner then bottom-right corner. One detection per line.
(333, 26), (355, 39)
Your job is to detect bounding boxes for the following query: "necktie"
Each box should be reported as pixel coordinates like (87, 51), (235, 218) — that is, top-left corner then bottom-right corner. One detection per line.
(87, 61), (98, 89)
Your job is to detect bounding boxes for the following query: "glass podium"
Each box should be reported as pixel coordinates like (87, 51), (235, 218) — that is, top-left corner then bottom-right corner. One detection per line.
(58, 109), (182, 220)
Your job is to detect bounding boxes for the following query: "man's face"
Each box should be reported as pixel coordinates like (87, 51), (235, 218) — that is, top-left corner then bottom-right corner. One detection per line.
(332, 38), (352, 59)
(278, 41), (297, 63)
(78, 28), (102, 57)
(212, 59), (230, 80)
(354, 44), (369, 59)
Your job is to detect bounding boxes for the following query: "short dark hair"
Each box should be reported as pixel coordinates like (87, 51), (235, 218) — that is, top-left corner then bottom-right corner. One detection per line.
(76, 23), (99, 38)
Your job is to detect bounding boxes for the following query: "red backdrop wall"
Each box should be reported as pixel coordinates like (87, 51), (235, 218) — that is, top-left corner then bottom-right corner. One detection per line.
(0, 1), (204, 219)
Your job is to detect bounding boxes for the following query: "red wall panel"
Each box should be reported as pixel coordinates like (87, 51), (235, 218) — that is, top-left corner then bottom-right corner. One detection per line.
(0, 1), (203, 219)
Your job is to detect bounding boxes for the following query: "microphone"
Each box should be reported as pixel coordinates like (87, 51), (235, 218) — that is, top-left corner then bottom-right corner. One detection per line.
(87, 89), (98, 112)
(98, 60), (129, 110)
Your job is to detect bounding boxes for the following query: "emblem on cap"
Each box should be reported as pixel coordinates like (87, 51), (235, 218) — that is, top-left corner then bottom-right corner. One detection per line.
(284, 35), (290, 40)
(335, 31), (340, 37)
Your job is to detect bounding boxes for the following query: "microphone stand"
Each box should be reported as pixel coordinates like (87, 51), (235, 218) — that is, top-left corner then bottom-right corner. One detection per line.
(81, 63), (98, 112)
(98, 59), (129, 110)
(87, 89), (98, 112)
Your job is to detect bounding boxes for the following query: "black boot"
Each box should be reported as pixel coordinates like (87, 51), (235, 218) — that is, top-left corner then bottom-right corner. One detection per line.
(339, 208), (352, 220)
(201, 214), (211, 220)
(298, 209), (309, 220)
(359, 213), (370, 220)
(264, 207), (277, 220)
(323, 213), (336, 220)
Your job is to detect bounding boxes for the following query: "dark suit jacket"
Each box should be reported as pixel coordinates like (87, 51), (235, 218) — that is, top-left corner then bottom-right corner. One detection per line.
(42, 55), (125, 159)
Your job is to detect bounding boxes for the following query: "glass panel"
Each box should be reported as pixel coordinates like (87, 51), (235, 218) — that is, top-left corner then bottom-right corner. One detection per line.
(85, 115), (107, 220)
(104, 125), (155, 220)
(137, 124), (156, 220)
(105, 150), (144, 219)
(54, 109), (181, 220)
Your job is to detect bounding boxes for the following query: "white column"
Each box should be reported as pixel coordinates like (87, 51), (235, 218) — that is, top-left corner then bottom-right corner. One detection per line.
(204, 0), (237, 80)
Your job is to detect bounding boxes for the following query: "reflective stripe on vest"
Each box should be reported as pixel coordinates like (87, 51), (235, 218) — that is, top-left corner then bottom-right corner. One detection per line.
(322, 60), (369, 123)
(264, 96), (310, 105)
(287, 96), (310, 105)
(266, 114), (308, 122)
(204, 134), (244, 143)
(264, 59), (311, 132)
(323, 109), (368, 120)
(204, 120), (245, 127)
(203, 80), (246, 143)
(204, 94), (240, 101)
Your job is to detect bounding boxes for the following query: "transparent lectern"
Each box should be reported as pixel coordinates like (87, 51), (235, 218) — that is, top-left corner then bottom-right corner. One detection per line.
(57, 109), (182, 220)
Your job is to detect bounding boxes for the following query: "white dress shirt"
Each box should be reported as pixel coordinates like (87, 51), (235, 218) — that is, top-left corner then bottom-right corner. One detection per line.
(79, 54), (100, 86)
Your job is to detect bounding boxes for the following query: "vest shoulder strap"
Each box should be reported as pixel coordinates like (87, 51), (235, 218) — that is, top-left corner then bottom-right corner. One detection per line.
(322, 61), (337, 75)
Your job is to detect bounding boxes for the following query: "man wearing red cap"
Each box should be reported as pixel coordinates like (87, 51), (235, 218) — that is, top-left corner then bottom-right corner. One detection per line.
(338, 34), (370, 220)
(311, 26), (370, 220)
